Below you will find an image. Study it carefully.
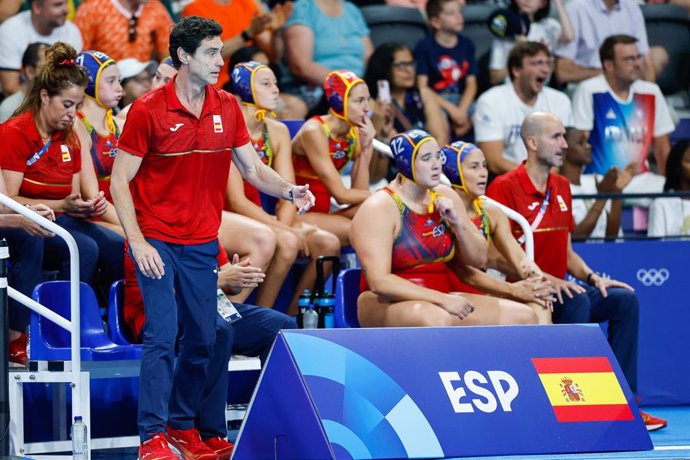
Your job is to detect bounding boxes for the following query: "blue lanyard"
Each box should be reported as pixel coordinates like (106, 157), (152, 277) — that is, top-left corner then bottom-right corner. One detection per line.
(26, 140), (53, 167)
(530, 188), (551, 231)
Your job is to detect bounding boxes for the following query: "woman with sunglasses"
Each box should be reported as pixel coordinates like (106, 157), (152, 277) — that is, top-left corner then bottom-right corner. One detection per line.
(351, 129), (537, 327)
(442, 141), (555, 324)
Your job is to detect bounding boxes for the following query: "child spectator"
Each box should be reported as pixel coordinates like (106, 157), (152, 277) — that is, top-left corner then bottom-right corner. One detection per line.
(414, 0), (477, 139)
(488, 0), (573, 85)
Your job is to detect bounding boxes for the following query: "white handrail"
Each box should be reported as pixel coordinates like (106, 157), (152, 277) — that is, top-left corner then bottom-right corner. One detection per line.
(480, 196), (534, 260)
(371, 139), (535, 260)
(0, 194), (82, 420)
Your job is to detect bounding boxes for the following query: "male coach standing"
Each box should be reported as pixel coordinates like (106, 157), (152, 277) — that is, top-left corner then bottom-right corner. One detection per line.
(111, 16), (315, 459)
(486, 112), (666, 432)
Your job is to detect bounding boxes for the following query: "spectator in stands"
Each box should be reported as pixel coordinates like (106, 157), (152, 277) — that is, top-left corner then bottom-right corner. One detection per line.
(0, 168), (55, 366)
(0, 42), (124, 296)
(291, 69), (375, 245)
(73, 0), (172, 63)
(351, 129), (538, 327)
(441, 141), (555, 324)
(365, 42), (448, 146)
(385, 0), (427, 11)
(226, 45), (308, 119)
(182, 0), (291, 91)
(648, 140), (690, 237)
(283, 0), (373, 110)
(0, 0), (23, 23)
(487, 111), (667, 432)
(110, 17), (314, 459)
(116, 57), (174, 120)
(473, 41), (572, 175)
(488, 0), (573, 85)
(227, 61), (340, 313)
(117, 58), (155, 110)
(0, 0), (82, 97)
(571, 35), (674, 179)
(124, 242), (295, 459)
(414, 0), (477, 139)
(560, 128), (631, 240)
(554, 0), (668, 84)
(75, 50), (124, 237)
(0, 43), (48, 122)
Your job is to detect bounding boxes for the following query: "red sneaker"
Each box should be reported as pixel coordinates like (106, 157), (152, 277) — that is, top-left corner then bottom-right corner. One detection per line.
(166, 426), (218, 459)
(9, 332), (27, 367)
(139, 433), (179, 460)
(640, 410), (667, 431)
(204, 437), (234, 460)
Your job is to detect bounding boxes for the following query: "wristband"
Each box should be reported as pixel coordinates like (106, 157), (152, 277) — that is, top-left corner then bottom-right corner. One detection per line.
(241, 30), (252, 42)
(287, 187), (294, 204)
(586, 272), (597, 284)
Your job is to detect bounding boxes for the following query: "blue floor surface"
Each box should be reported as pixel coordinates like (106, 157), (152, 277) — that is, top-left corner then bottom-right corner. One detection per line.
(88, 406), (690, 459)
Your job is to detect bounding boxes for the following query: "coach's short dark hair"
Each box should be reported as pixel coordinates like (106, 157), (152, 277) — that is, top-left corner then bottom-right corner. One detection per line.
(599, 34), (638, 65)
(507, 41), (550, 81)
(169, 16), (223, 70)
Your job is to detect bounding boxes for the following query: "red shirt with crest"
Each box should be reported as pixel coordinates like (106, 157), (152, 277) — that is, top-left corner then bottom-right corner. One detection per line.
(119, 77), (250, 244)
(0, 110), (81, 200)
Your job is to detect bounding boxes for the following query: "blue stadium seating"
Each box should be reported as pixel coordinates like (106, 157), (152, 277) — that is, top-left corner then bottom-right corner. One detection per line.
(107, 279), (140, 346)
(30, 281), (141, 361)
(360, 5), (429, 50)
(641, 4), (690, 95)
(334, 268), (362, 328)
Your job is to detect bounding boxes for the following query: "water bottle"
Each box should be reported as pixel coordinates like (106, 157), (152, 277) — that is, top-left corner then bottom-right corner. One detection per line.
(315, 292), (335, 328)
(319, 291), (335, 329)
(302, 305), (319, 329)
(297, 289), (312, 329)
(71, 416), (87, 459)
(313, 256), (340, 328)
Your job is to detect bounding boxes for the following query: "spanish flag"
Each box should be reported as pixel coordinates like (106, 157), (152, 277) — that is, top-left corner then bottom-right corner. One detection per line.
(532, 357), (634, 423)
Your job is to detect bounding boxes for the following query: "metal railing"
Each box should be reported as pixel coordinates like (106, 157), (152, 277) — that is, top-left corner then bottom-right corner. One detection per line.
(372, 139), (535, 259)
(0, 194), (83, 422)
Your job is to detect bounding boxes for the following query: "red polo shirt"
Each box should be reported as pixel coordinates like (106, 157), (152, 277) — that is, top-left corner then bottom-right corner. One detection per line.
(486, 163), (574, 279)
(0, 111), (81, 199)
(118, 77), (250, 244)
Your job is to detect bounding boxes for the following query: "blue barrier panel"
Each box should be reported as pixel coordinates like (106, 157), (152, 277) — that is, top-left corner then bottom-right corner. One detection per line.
(234, 325), (651, 459)
(574, 239), (690, 405)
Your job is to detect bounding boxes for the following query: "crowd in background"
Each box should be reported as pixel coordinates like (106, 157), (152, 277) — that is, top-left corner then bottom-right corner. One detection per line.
(0, 0), (686, 451)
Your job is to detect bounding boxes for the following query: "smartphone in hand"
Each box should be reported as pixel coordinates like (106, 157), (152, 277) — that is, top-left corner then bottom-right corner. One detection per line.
(377, 79), (391, 104)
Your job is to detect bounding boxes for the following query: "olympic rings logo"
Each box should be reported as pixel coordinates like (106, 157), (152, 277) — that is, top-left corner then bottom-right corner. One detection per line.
(636, 268), (670, 287)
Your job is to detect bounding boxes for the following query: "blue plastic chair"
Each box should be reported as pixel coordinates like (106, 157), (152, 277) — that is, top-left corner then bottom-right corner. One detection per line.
(30, 281), (141, 361)
(280, 119), (305, 139)
(334, 268), (361, 328)
(107, 279), (139, 346)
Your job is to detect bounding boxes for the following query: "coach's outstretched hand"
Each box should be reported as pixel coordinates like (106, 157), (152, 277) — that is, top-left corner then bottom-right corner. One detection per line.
(292, 184), (315, 215)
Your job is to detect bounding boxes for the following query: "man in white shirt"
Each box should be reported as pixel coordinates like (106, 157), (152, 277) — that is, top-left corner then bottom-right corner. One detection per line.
(0, 0), (82, 97)
(571, 35), (674, 179)
(473, 41), (573, 175)
(554, 0), (667, 84)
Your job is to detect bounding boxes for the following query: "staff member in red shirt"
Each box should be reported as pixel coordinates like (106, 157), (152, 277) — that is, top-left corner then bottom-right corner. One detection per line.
(487, 111), (666, 432)
(0, 42), (124, 294)
(111, 17), (314, 460)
